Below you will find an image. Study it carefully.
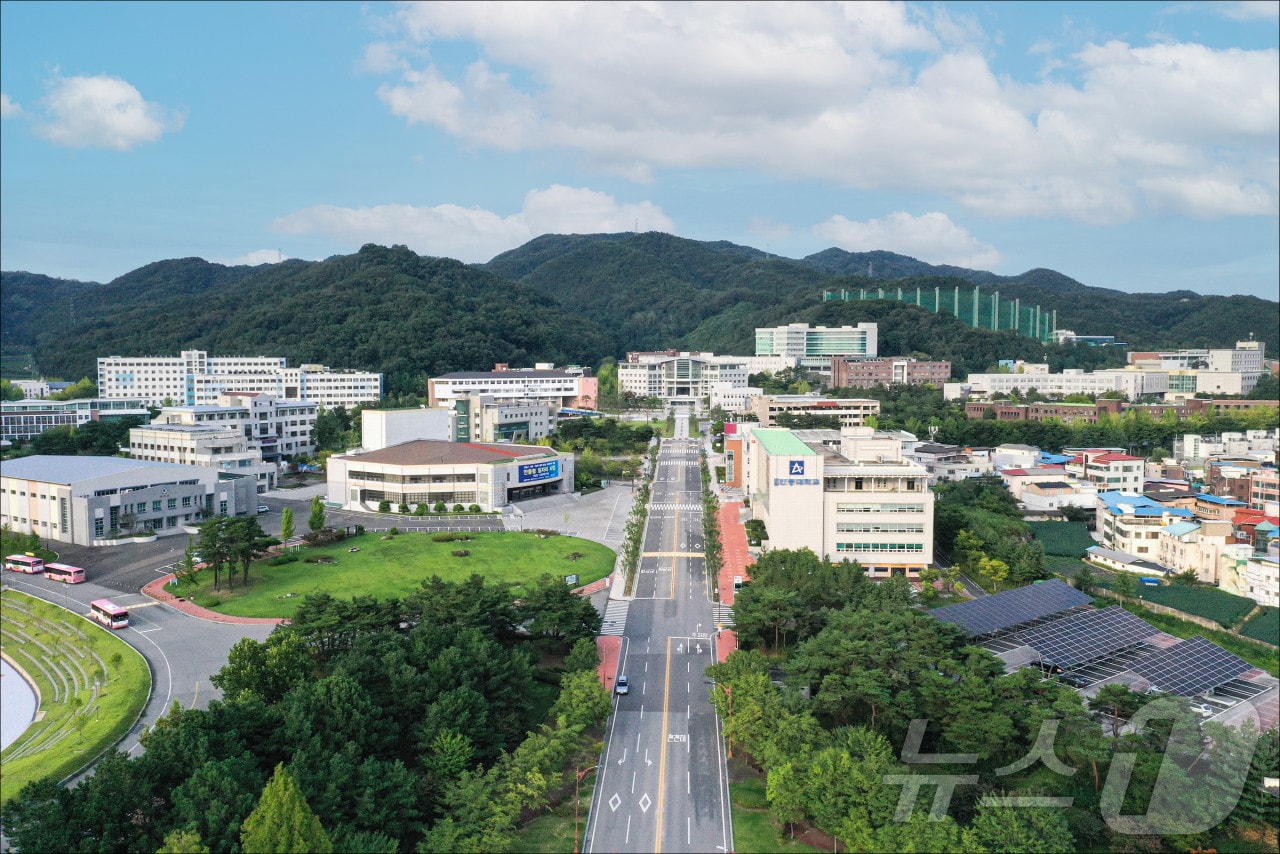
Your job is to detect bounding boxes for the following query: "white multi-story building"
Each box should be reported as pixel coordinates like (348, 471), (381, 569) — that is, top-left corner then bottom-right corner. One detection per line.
(742, 426), (933, 578)
(153, 393), (317, 461)
(617, 352), (749, 412)
(709, 384), (761, 414)
(754, 323), (878, 372)
(944, 367), (1170, 401)
(1174, 430), (1280, 463)
(737, 355), (800, 376)
(2, 398), (150, 443)
(362, 408), (454, 451)
(1156, 520), (1236, 584)
(1066, 450), (1146, 493)
(126, 422), (279, 492)
(449, 396), (558, 444)
(747, 395), (880, 428)
(97, 350), (382, 408)
(1096, 491), (1195, 557)
(428, 364), (597, 410)
(1220, 554), (1280, 608)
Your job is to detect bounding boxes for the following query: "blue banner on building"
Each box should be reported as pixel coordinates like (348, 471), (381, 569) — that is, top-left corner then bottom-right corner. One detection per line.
(518, 459), (560, 483)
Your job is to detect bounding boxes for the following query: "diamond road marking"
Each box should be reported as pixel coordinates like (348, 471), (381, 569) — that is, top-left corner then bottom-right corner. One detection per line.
(639, 793), (652, 813)
(609, 793), (621, 812)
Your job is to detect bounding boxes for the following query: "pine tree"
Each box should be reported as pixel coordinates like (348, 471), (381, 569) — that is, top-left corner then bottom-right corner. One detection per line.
(240, 763), (333, 854)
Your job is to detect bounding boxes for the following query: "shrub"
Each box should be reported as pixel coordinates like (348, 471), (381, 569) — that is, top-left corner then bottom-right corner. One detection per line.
(378, 500), (391, 513)
(398, 503), (410, 514)
(431, 533), (474, 543)
(452, 549), (471, 557)
(534, 528), (560, 538)
(415, 503), (428, 516)
(267, 553), (299, 566)
(468, 504), (481, 513)
(388, 527), (400, 536)
(355, 525), (365, 534)
(453, 504), (465, 513)
(434, 501), (447, 512)
(302, 527), (347, 546)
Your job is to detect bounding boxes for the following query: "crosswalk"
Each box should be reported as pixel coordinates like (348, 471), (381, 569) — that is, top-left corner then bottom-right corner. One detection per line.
(713, 603), (734, 627)
(648, 503), (703, 511)
(601, 599), (630, 636)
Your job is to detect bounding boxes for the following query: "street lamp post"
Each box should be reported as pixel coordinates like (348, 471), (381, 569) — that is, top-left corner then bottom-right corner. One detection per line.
(573, 764), (598, 854)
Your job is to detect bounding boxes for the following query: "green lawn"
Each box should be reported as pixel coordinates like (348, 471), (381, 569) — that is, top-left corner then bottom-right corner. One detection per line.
(180, 530), (616, 619)
(1135, 583), (1257, 628)
(1, 590), (151, 802)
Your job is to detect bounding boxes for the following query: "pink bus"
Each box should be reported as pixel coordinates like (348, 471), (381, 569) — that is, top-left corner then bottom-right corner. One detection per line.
(4, 554), (45, 573)
(45, 562), (87, 584)
(89, 599), (129, 630)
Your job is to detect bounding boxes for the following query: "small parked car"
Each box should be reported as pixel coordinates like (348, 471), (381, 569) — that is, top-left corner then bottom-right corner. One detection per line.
(615, 676), (629, 696)
(257, 504), (270, 513)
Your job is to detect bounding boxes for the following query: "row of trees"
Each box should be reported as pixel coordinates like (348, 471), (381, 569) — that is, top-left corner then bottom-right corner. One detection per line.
(193, 515), (279, 591)
(711, 553), (1280, 851)
(932, 477), (1049, 592)
(2, 575), (612, 852)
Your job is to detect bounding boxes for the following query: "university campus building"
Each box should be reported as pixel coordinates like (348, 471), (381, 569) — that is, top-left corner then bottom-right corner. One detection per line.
(326, 440), (575, 513)
(97, 350), (382, 408)
(1, 455), (258, 545)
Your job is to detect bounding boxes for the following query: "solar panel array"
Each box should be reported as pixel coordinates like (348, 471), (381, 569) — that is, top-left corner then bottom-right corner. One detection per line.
(931, 579), (1092, 636)
(1131, 636), (1252, 696)
(1013, 606), (1157, 669)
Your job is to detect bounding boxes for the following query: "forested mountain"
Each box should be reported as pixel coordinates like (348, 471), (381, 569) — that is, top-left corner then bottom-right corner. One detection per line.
(2, 245), (613, 398)
(3, 234), (1276, 399)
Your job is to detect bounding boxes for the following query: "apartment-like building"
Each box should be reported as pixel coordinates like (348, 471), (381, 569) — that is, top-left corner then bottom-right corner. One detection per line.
(98, 350), (382, 408)
(1250, 469), (1279, 516)
(1096, 491), (1194, 556)
(2, 398), (151, 443)
(617, 352), (749, 411)
(151, 394), (317, 461)
(8, 379), (73, 399)
(830, 357), (951, 389)
(428, 364), (597, 410)
(754, 323), (878, 372)
(748, 395), (880, 428)
(1, 455), (257, 545)
(1220, 554), (1280, 608)
(945, 367), (1170, 401)
(1066, 450), (1145, 493)
(1156, 520), (1236, 583)
(742, 426), (933, 577)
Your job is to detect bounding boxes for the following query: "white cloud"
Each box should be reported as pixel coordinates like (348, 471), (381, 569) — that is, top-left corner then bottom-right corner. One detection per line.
(0, 93), (21, 118)
(812, 211), (1002, 268)
(33, 74), (184, 150)
(215, 249), (287, 267)
(271, 185), (675, 263)
(370, 2), (1279, 223)
(1214, 1), (1280, 21)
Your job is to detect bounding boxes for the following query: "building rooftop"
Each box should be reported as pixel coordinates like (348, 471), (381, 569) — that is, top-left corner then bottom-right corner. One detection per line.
(338, 439), (555, 466)
(1091, 453), (1145, 463)
(1196, 493), (1247, 506)
(436, 370), (577, 380)
(1162, 521), (1202, 537)
(0, 455), (203, 484)
(1026, 481), (1074, 491)
(1097, 491), (1195, 518)
(754, 428), (820, 457)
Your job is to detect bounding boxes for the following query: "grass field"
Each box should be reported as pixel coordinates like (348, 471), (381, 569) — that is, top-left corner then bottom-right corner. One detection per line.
(1114, 599), (1279, 677)
(1239, 607), (1278, 646)
(1135, 583), (1257, 628)
(0, 590), (151, 802)
(1027, 521), (1096, 557)
(180, 530), (616, 619)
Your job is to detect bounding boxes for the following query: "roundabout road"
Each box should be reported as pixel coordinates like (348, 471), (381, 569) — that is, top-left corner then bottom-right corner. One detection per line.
(2, 571), (274, 763)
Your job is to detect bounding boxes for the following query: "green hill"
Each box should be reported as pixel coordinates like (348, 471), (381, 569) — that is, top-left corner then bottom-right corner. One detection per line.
(4, 234), (1276, 400)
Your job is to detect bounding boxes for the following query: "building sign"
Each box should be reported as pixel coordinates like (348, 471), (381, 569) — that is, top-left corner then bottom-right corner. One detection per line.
(774, 478), (820, 486)
(789, 460), (806, 475)
(518, 459), (560, 483)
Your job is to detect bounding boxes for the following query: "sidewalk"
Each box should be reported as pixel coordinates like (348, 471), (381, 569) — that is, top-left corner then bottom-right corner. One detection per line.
(596, 636), (622, 692)
(142, 574), (286, 625)
(715, 502), (754, 662)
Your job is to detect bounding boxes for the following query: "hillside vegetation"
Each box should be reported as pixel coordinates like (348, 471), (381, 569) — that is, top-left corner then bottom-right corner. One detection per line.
(4, 234), (1276, 399)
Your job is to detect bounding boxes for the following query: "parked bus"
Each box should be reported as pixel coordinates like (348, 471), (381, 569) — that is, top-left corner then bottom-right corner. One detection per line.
(44, 562), (87, 584)
(89, 599), (129, 630)
(4, 554), (45, 573)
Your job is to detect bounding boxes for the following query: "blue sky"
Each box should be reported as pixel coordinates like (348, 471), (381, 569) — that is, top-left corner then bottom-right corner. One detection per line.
(2, 1), (1277, 301)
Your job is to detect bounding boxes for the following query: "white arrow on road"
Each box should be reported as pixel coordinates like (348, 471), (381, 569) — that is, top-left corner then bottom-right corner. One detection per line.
(645, 749), (652, 767)
(618, 748), (627, 765)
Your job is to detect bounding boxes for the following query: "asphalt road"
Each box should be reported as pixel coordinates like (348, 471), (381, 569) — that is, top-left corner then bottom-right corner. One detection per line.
(3, 572), (273, 767)
(584, 431), (733, 854)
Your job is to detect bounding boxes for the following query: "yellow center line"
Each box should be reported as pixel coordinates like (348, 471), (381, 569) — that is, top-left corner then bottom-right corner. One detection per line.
(655, 635), (672, 853)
